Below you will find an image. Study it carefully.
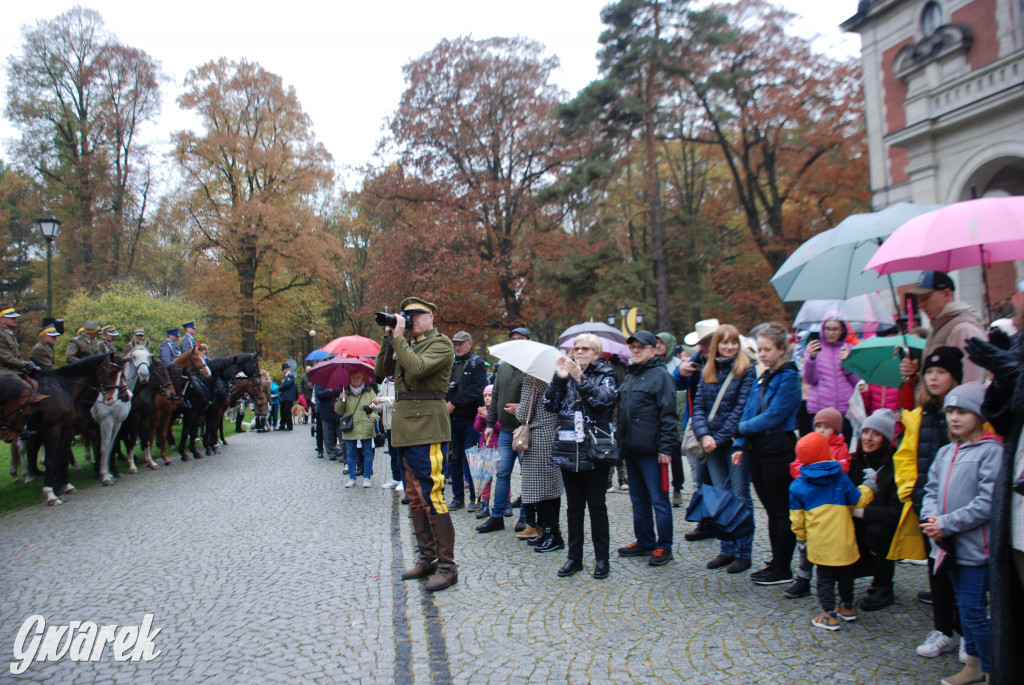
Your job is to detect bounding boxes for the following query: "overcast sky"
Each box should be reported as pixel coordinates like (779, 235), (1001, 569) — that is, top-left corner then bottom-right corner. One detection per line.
(0, 1), (861, 187)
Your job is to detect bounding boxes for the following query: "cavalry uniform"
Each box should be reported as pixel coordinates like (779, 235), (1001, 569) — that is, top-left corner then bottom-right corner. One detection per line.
(0, 323), (27, 378)
(159, 329), (182, 366)
(65, 320), (101, 362)
(375, 297), (458, 591)
(97, 325), (119, 355)
(29, 326), (60, 372)
(124, 329), (148, 355)
(180, 323), (196, 355)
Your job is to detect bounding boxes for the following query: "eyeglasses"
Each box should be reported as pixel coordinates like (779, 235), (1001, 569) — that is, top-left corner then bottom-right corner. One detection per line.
(573, 346), (591, 352)
(629, 344), (649, 352)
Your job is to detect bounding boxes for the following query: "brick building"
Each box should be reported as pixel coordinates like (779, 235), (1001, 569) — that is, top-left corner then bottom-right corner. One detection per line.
(842, 0), (1024, 315)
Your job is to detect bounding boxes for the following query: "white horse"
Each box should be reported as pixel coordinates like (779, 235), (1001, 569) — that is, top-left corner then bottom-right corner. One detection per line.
(90, 352), (139, 486)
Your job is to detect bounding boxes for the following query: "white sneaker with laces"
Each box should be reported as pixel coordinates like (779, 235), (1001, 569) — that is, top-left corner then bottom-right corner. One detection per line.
(362, 478), (372, 488)
(958, 637), (967, 664)
(916, 630), (957, 658)
(381, 479), (399, 489)
(606, 484), (616, 493)
(620, 483), (629, 491)
(345, 479), (356, 488)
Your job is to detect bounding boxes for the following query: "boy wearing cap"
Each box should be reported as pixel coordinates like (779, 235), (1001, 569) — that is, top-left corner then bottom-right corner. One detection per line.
(374, 297), (459, 592)
(30, 325), (61, 372)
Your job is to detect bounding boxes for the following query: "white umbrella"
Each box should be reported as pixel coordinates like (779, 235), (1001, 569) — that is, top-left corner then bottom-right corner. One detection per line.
(487, 340), (564, 383)
(793, 293), (898, 333)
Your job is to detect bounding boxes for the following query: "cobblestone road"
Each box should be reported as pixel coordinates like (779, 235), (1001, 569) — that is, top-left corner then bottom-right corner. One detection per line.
(1, 428), (954, 683)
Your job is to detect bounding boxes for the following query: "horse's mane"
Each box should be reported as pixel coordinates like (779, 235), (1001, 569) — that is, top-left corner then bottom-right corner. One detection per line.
(0, 376), (29, 397)
(52, 352), (112, 378)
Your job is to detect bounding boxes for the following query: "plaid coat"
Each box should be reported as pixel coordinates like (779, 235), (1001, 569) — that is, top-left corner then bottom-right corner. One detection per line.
(515, 376), (563, 504)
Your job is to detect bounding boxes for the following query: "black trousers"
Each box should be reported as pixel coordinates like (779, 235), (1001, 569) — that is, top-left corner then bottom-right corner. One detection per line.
(750, 456), (796, 570)
(817, 563), (856, 611)
(562, 467), (611, 562)
(280, 401), (294, 430)
(855, 519), (897, 588)
(535, 497), (561, 532)
(927, 540), (962, 637)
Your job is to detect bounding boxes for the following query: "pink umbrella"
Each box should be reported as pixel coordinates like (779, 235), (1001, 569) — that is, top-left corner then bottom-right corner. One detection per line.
(321, 335), (380, 358)
(307, 356), (376, 390)
(864, 196), (1024, 275)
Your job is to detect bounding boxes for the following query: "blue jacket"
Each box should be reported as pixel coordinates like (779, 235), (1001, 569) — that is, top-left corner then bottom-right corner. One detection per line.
(690, 358), (756, 446)
(734, 362), (801, 450)
(672, 351), (705, 429)
(790, 460), (874, 566)
(279, 371), (298, 402)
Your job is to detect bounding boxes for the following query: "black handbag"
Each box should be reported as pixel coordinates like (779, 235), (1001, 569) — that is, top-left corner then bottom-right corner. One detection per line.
(337, 414), (354, 432)
(587, 426), (620, 464)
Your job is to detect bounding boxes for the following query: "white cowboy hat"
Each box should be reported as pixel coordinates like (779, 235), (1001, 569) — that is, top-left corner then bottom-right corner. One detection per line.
(683, 318), (720, 346)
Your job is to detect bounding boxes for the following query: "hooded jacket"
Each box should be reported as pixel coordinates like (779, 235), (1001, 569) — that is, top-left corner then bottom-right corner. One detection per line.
(888, 403), (948, 561)
(925, 301), (986, 383)
(921, 433), (1004, 566)
(543, 358), (617, 471)
(690, 357), (756, 447)
(790, 460), (874, 566)
(803, 321), (859, 414)
(734, 362), (802, 451)
(616, 356), (679, 456)
(790, 433), (851, 479)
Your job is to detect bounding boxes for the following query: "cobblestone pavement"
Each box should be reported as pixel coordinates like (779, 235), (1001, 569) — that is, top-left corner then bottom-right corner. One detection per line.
(1, 428), (955, 683)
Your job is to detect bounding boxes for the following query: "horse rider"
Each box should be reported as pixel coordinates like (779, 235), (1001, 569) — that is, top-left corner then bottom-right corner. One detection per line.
(124, 328), (148, 354)
(160, 328), (182, 366)
(29, 325), (60, 372)
(65, 320), (101, 363)
(0, 306), (41, 378)
(180, 322), (197, 355)
(97, 325), (120, 354)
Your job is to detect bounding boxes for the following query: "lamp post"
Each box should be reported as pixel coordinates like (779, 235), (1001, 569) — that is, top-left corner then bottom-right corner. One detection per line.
(608, 305), (644, 335)
(37, 214), (61, 318)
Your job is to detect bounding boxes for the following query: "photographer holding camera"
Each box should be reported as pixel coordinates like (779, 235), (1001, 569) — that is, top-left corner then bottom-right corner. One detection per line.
(373, 297), (458, 592)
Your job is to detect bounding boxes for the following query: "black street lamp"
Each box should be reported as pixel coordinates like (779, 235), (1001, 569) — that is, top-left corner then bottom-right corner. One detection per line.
(37, 213), (61, 318)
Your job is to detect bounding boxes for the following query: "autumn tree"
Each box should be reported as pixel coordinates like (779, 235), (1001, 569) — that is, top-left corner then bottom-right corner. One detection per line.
(4, 6), (162, 289)
(384, 36), (584, 329)
(0, 162), (44, 318)
(171, 58), (335, 352)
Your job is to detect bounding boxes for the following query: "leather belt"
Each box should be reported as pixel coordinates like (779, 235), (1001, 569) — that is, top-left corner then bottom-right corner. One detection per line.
(395, 391), (446, 402)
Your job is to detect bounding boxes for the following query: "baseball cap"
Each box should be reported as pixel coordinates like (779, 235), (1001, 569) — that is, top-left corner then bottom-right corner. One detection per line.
(909, 271), (955, 294)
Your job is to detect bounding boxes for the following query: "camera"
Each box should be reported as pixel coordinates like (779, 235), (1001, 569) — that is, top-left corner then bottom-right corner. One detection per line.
(374, 311), (414, 330)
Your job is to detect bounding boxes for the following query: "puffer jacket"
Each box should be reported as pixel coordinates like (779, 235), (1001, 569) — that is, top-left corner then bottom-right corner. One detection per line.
(889, 403), (949, 561)
(803, 322), (859, 414)
(862, 383), (900, 416)
(921, 434), (1004, 566)
(543, 358), (618, 471)
(617, 357), (679, 456)
(689, 357), (756, 447)
(734, 362), (802, 451)
(790, 460), (874, 566)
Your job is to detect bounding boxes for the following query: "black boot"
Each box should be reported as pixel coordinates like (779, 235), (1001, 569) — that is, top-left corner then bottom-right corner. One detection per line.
(534, 529), (564, 553)
(861, 584), (895, 611)
(475, 516), (504, 533)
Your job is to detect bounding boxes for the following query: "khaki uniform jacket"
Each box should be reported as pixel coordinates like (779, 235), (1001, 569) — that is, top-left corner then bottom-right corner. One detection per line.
(66, 335), (100, 363)
(375, 328), (454, 447)
(0, 328), (26, 378)
(29, 342), (56, 371)
(98, 339), (116, 355)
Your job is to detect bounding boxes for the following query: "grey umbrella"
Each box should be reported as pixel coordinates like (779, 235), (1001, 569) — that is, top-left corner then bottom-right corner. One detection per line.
(770, 202), (942, 303)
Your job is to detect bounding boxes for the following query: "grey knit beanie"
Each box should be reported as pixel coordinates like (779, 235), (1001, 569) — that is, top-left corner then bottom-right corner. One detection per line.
(943, 381), (987, 418)
(861, 409), (896, 444)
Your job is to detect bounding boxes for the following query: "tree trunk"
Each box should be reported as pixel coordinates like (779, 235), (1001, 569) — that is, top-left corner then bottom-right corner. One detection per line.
(644, 4), (671, 333)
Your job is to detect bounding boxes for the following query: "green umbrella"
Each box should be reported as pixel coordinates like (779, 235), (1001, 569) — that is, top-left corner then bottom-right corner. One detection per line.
(842, 335), (926, 389)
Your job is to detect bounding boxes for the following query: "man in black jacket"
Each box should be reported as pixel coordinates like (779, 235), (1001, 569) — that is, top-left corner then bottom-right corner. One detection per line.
(616, 331), (680, 567)
(446, 331), (487, 510)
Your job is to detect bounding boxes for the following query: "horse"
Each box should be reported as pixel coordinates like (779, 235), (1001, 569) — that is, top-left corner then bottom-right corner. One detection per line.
(92, 346), (153, 481)
(170, 348), (213, 461)
(23, 353), (124, 504)
(119, 357), (176, 473)
(1, 376), (47, 482)
(216, 374), (257, 446)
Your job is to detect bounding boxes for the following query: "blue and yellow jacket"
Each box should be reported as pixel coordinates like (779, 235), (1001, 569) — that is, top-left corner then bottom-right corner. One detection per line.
(790, 461), (874, 566)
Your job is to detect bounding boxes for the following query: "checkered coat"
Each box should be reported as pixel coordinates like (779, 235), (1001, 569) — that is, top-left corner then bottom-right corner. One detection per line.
(515, 376), (563, 504)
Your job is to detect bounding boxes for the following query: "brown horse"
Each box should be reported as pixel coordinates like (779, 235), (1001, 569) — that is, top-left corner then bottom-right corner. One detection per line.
(2, 376), (47, 483)
(119, 357), (176, 473)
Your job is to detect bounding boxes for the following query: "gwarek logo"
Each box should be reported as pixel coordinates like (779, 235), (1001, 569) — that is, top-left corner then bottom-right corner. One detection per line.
(10, 614), (162, 675)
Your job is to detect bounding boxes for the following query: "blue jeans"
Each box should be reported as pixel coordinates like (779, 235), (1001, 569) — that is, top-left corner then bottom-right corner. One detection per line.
(490, 430), (519, 517)
(704, 444), (754, 559)
(449, 419), (479, 503)
(623, 451), (673, 551)
(948, 564), (991, 674)
(345, 439), (374, 480)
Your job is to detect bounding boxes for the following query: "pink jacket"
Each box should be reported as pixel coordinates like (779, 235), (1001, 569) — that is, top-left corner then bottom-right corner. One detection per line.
(803, 326), (859, 415)
(474, 413), (499, 448)
(861, 383), (900, 416)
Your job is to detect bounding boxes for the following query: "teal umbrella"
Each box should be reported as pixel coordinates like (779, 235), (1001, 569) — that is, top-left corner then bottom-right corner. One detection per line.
(842, 335), (926, 389)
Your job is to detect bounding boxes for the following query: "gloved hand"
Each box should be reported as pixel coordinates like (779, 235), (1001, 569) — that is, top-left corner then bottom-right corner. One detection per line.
(23, 361), (41, 377)
(852, 508), (865, 518)
(362, 404), (374, 415)
(862, 468), (878, 493)
(965, 336), (1020, 380)
(988, 326), (1012, 351)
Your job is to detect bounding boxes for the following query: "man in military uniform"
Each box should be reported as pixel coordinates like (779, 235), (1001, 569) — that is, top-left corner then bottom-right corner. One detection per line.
(65, 320), (101, 363)
(97, 325), (120, 354)
(0, 307), (40, 378)
(124, 328), (147, 354)
(160, 328), (182, 366)
(180, 322), (197, 355)
(29, 325), (60, 372)
(373, 297), (458, 592)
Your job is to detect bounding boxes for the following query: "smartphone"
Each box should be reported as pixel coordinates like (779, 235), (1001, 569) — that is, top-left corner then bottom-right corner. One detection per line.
(807, 332), (820, 343)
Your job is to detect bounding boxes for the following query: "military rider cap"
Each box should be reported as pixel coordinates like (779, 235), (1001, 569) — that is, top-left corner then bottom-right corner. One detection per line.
(75, 326), (84, 335)
(38, 326), (60, 337)
(0, 307), (20, 318)
(83, 320), (101, 332)
(183, 322), (196, 330)
(627, 330), (659, 348)
(133, 329), (145, 336)
(166, 328), (180, 337)
(452, 331), (473, 342)
(909, 270), (955, 295)
(400, 297), (436, 315)
(101, 325), (119, 336)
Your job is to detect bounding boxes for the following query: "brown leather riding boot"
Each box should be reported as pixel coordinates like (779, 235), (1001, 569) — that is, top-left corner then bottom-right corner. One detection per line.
(401, 509), (438, 580)
(425, 512), (458, 592)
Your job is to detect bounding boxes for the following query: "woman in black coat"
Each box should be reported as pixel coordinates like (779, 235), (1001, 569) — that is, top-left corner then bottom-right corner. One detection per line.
(543, 334), (618, 579)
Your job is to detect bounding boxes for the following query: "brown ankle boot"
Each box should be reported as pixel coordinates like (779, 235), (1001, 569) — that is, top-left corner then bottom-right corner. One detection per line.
(402, 509), (438, 580)
(941, 656), (985, 685)
(425, 512), (458, 592)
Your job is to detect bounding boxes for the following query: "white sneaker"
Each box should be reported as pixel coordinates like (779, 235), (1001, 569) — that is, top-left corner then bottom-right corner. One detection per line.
(959, 637), (967, 664)
(343, 466), (349, 474)
(395, 482), (405, 494)
(362, 478), (372, 488)
(381, 479), (398, 489)
(606, 484), (616, 493)
(916, 630), (957, 658)
(619, 483), (629, 491)
(345, 479), (356, 488)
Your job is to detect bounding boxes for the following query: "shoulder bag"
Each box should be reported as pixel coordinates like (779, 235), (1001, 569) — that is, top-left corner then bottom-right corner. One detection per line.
(512, 387), (534, 453)
(682, 373), (734, 461)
